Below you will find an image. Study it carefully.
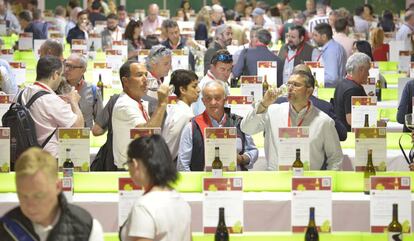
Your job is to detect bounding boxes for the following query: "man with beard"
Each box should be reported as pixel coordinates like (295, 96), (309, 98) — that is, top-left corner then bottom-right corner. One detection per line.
(241, 70), (343, 171)
(101, 13), (124, 51)
(232, 28), (283, 87)
(278, 25), (319, 84)
(203, 24), (232, 75)
(312, 23), (346, 87)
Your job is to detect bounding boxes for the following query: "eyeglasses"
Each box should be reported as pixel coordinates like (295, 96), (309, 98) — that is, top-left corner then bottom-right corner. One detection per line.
(64, 64), (84, 70)
(286, 81), (306, 88)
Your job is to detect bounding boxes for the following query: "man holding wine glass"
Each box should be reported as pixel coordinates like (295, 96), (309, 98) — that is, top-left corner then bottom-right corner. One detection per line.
(241, 70), (343, 171)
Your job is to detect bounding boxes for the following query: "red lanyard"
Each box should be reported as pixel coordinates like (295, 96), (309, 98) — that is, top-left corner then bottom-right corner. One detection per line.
(287, 102), (311, 127)
(285, 44), (305, 63)
(138, 101), (149, 122)
(34, 82), (50, 91)
(203, 111), (227, 127)
(207, 71), (216, 81)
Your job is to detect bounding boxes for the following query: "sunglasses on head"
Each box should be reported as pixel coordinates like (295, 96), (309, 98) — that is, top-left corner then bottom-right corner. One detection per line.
(214, 53), (232, 63)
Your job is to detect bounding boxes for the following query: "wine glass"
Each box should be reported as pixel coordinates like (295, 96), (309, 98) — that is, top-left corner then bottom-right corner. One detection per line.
(277, 83), (288, 97)
(405, 114), (414, 132)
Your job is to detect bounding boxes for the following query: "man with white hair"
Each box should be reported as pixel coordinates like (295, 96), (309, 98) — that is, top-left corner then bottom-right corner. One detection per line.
(145, 45), (172, 99)
(203, 24), (232, 75)
(64, 53), (103, 128)
(211, 4), (224, 27)
(142, 3), (165, 37)
(178, 80), (258, 171)
(0, 0), (20, 34)
(333, 52), (370, 131)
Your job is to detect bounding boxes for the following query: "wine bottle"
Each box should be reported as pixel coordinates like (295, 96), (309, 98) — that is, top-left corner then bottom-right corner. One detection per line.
(212, 147), (223, 177)
(364, 114), (369, 127)
(62, 148), (74, 195)
(89, 41), (95, 52)
(250, 91), (255, 103)
(63, 148), (74, 168)
(376, 80), (382, 102)
(97, 74), (104, 100)
(262, 75), (269, 96)
(215, 207), (229, 241)
(305, 207), (319, 241)
(388, 203), (403, 241)
(292, 148), (304, 176)
(364, 149), (376, 195)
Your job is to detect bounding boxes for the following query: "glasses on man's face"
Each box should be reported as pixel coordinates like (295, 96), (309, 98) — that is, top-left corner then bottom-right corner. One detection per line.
(286, 81), (306, 89)
(216, 54), (232, 62)
(64, 63), (84, 70)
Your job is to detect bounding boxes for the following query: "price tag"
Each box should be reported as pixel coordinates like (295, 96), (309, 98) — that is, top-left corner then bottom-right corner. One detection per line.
(226, 95), (253, 118)
(9, 62), (26, 85)
(18, 33), (33, 50)
(278, 127), (310, 170)
(130, 128), (161, 140)
(370, 176), (411, 233)
(354, 128), (387, 171)
(351, 96), (377, 129)
(58, 128), (90, 172)
(203, 177), (243, 233)
(257, 61), (277, 86)
(204, 127), (237, 172)
(0, 128), (10, 172)
(118, 177), (143, 226)
(292, 177), (332, 233)
(240, 76), (263, 101)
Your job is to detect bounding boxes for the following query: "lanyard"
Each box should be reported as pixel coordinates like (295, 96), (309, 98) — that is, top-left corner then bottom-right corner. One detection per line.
(316, 48), (325, 62)
(138, 101), (149, 122)
(207, 71), (216, 81)
(287, 102), (311, 127)
(34, 82), (50, 91)
(285, 44), (305, 63)
(203, 111), (227, 127)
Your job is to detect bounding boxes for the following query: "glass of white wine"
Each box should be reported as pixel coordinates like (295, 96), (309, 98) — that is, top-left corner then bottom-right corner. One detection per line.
(277, 83), (288, 97)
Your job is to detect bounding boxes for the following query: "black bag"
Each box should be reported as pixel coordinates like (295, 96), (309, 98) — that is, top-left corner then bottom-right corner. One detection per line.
(2, 90), (56, 170)
(90, 94), (120, 171)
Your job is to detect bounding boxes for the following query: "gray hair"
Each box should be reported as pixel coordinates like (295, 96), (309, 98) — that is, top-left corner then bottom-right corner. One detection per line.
(145, 45), (172, 71)
(257, 29), (272, 45)
(68, 53), (88, 68)
(345, 52), (371, 75)
(202, 80), (227, 97)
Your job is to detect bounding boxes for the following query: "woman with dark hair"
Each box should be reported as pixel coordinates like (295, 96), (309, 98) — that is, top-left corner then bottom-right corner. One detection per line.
(352, 40), (387, 87)
(124, 19), (145, 60)
(352, 40), (374, 61)
(379, 10), (395, 32)
(120, 135), (191, 241)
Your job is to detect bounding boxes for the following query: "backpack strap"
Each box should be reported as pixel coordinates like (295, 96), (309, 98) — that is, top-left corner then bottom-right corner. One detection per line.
(0, 217), (37, 241)
(25, 90), (50, 109)
(23, 90), (57, 148)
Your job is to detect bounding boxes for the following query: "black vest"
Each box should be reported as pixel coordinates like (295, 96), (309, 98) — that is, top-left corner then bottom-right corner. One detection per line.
(0, 193), (93, 241)
(190, 113), (246, 171)
(278, 42), (315, 69)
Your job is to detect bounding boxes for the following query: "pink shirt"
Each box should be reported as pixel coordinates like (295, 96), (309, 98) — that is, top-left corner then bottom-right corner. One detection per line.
(333, 32), (355, 58)
(18, 83), (77, 157)
(142, 16), (164, 37)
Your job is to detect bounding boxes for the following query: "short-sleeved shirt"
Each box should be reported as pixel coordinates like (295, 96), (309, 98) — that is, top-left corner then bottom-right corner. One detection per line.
(333, 78), (367, 131)
(121, 190), (191, 241)
(18, 83), (78, 157)
(112, 92), (148, 168)
(78, 82), (103, 128)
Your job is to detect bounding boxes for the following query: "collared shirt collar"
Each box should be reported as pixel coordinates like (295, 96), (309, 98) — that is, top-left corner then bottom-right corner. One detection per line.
(322, 39), (334, 51)
(208, 113), (226, 127)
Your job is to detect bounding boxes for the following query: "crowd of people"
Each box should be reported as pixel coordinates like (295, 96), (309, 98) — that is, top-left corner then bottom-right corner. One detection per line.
(0, 0), (414, 240)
